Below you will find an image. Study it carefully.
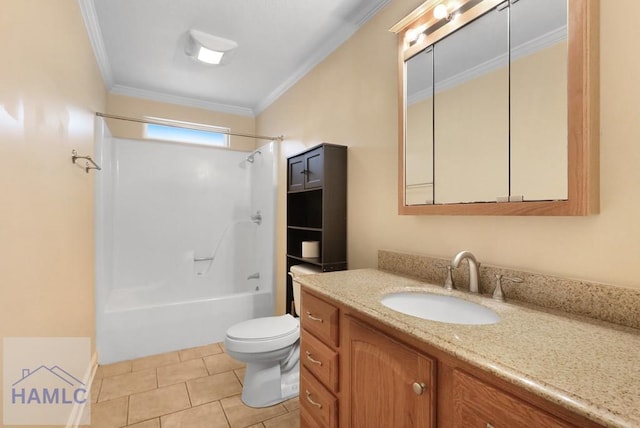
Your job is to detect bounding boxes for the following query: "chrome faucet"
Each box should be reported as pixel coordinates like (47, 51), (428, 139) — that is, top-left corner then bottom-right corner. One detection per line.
(451, 251), (480, 293)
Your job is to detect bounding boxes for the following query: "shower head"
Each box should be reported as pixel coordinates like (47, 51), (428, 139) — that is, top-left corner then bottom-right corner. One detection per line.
(246, 150), (262, 163)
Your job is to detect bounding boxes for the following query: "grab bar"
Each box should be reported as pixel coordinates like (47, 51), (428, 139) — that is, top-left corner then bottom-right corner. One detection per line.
(71, 149), (102, 173)
(194, 257), (214, 262)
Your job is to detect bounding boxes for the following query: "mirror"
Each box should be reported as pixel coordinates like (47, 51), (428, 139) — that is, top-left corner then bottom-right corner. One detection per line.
(405, 47), (434, 205)
(510, 0), (568, 201)
(434, 5), (509, 204)
(393, 0), (599, 215)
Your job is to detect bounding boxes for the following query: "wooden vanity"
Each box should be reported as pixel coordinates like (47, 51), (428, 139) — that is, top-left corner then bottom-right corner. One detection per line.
(298, 269), (639, 428)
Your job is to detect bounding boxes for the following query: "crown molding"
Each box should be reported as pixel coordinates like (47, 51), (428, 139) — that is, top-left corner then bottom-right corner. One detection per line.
(110, 85), (256, 117)
(352, 0), (392, 26)
(77, 0), (113, 88)
(254, 0), (391, 115)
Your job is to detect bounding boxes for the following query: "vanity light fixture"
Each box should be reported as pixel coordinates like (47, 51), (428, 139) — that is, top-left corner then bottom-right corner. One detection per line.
(186, 30), (238, 65)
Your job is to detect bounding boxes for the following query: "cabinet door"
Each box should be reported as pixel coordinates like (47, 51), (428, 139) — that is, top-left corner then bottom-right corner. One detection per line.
(452, 370), (576, 428)
(345, 318), (435, 427)
(289, 154), (306, 191)
(304, 147), (324, 189)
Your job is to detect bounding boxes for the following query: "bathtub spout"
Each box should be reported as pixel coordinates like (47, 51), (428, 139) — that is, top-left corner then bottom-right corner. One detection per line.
(247, 272), (260, 280)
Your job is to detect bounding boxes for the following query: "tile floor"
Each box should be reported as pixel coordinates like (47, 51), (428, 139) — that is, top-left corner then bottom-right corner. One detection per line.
(89, 342), (300, 428)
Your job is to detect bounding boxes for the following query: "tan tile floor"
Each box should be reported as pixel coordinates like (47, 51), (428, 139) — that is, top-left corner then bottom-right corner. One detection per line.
(90, 342), (300, 428)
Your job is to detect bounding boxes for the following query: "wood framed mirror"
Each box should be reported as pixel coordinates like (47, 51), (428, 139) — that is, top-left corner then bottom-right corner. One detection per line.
(391, 0), (599, 215)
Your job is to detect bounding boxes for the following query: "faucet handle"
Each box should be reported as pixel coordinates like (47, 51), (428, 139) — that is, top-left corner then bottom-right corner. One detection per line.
(444, 266), (455, 290)
(492, 274), (523, 302)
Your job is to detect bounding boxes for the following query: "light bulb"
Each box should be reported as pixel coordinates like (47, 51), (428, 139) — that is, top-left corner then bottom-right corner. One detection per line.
(405, 25), (427, 44)
(405, 29), (419, 43)
(197, 46), (224, 64)
(434, 4), (450, 20)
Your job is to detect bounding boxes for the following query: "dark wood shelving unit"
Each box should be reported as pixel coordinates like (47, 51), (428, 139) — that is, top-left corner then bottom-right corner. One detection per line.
(286, 143), (347, 314)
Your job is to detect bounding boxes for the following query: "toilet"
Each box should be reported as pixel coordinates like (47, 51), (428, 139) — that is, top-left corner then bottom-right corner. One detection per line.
(224, 264), (321, 407)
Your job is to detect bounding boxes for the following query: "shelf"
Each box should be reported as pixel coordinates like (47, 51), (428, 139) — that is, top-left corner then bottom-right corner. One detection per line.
(287, 254), (322, 266)
(287, 188), (323, 195)
(287, 255), (348, 272)
(288, 225), (322, 232)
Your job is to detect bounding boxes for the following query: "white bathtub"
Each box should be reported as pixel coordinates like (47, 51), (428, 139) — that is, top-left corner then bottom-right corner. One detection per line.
(98, 288), (273, 364)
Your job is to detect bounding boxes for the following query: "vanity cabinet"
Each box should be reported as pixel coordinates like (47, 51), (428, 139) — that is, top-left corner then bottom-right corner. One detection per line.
(299, 288), (603, 428)
(286, 143), (347, 314)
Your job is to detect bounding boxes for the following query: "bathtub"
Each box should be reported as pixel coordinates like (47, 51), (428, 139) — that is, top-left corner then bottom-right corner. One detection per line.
(98, 287), (274, 364)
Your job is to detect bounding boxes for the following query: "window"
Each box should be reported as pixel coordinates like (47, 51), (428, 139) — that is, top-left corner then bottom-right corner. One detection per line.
(145, 122), (229, 147)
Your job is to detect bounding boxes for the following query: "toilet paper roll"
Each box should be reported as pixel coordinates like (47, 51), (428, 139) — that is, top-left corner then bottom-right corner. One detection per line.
(301, 241), (320, 258)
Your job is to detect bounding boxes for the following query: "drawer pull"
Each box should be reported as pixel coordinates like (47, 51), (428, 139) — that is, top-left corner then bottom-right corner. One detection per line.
(412, 382), (426, 395)
(305, 390), (323, 408)
(486, 424), (495, 428)
(305, 351), (323, 366)
(306, 312), (324, 323)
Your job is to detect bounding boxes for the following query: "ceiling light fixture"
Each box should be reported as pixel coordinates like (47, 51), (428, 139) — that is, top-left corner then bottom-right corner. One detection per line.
(186, 30), (238, 65)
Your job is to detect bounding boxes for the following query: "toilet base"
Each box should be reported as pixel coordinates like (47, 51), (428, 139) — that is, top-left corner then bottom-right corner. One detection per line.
(241, 360), (300, 408)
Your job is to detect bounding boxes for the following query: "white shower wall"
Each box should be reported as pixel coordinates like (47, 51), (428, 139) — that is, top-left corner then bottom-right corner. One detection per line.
(95, 119), (277, 362)
(111, 138), (254, 295)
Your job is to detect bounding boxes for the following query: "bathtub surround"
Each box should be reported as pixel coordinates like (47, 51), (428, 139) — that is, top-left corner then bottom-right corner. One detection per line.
(95, 124), (277, 363)
(379, 249), (640, 330)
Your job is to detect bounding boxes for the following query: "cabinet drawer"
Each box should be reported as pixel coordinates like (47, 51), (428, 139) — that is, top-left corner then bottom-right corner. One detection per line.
(301, 291), (339, 347)
(453, 370), (576, 428)
(301, 366), (338, 428)
(301, 330), (339, 391)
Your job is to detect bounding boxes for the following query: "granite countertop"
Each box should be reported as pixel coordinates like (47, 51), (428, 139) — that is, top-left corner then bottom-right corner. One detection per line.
(298, 268), (640, 428)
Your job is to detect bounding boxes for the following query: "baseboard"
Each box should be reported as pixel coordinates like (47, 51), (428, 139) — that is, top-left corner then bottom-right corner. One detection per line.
(66, 351), (98, 427)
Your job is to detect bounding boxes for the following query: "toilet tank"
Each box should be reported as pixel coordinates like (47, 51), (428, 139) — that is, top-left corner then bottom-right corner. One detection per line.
(289, 264), (322, 315)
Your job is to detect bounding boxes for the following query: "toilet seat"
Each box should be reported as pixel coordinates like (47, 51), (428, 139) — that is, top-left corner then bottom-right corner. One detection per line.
(226, 314), (299, 353)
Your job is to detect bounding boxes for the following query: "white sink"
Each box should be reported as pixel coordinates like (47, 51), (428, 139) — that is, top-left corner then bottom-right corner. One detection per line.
(380, 292), (500, 325)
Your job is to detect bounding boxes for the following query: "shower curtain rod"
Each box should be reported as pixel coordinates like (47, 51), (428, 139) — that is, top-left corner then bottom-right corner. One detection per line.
(96, 112), (284, 142)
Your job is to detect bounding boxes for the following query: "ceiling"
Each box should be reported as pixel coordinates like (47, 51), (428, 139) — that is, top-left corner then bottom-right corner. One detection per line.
(80, 0), (390, 117)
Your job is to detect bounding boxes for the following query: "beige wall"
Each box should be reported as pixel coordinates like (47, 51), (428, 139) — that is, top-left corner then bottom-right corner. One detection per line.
(107, 93), (257, 151)
(258, 0), (640, 314)
(0, 0), (106, 423)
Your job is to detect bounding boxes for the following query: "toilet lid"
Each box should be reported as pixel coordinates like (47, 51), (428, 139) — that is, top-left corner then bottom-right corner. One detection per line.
(227, 314), (299, 341)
